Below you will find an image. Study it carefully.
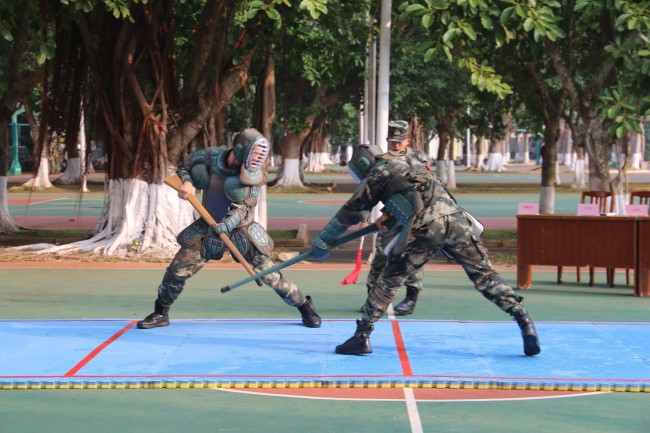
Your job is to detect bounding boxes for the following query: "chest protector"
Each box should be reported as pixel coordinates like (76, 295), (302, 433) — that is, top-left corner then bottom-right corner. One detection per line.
(199, 149), (256, 223)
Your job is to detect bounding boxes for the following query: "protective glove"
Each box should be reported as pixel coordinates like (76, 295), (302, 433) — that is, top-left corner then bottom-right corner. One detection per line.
(311, 236), (331, 260)
(213, 213), (241, 235)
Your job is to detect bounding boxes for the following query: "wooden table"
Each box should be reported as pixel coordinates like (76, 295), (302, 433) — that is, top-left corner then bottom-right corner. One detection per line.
(517, 215), (649, 297)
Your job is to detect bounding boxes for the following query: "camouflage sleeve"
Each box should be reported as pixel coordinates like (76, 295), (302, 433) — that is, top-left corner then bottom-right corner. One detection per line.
(407, 148), (433, 170)
(176, 148), (210, 185)
(334, 169), (390, 225)
(176, 163), (192, 184)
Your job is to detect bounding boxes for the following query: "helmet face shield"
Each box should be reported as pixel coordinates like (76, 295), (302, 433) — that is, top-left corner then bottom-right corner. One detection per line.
(245, 136), (270, 171)
(348, 144), (383, 182)
(233, 128), (270, 186)
(347, 165), (363, 184)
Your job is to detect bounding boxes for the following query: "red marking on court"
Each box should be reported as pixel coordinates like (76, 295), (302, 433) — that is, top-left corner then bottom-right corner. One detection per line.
(64, 320), (138, 377)
(221, 387), (596, 401)
(392, 321), (412, 376)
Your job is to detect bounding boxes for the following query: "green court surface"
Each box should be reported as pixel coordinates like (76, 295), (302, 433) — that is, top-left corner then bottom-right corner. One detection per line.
(5, 191), (600, 220)
(3, 164), (649, 433)
(0, 265), (648, 433)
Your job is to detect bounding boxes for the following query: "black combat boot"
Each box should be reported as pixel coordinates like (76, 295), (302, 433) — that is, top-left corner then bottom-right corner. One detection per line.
(137, 300), (170, 329)
(393, 287), (418, 316)
(298, 296), (321, 328)
(335, 320), (374, 355)
(513, 309), (541, 356)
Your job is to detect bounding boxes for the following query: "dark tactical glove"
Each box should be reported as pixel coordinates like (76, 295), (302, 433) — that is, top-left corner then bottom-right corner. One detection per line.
(311, 236), (330, 260)
(213, 213), (241, 235)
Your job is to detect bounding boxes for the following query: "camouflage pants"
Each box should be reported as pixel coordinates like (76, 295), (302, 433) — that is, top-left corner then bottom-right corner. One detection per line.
(361, 211), (525, 323)
(156, 241), (306, 309)
(367, 230), (424, 295)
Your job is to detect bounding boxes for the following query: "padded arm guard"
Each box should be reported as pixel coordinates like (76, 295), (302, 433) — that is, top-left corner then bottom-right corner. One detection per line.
(214, 202), (246, 234)
(179, 149), (211, 189)
(318, 218), (349, 246)
(214, 211), (241, 235)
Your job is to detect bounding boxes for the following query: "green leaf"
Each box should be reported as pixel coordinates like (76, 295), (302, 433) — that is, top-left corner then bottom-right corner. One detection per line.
(607, 106), (619, 118)
(443, 28), (458, 43)
(481, 16), (493, 29)
(500, 7), (514, 24)
(424, 47), (437, 62)
(547, 24), (566, 39)
(443, 45), (452, 61)
(266, 8), (281, 21)
(615, 126), (625, 139)
(406, 4), (426, 13)
(422, 14), (434, 29)
(523, 17), (533, 32)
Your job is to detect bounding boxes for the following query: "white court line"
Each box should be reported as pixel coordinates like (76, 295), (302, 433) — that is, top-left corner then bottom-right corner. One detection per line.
(21, 198), (67, 206)
(389, 303), (423, 432)
(403, 387), (424, 433)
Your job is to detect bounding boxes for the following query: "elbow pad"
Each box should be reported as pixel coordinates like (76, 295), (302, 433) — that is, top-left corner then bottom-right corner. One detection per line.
(184, 150), (210, 189)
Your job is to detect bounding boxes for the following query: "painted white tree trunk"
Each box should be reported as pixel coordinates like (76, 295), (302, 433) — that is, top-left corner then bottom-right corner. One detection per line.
(572, 159), (587, 188)
(22, 157), (52, 189)
(10, 178), (195, 257)
(254, 184), (268, 230)
(57, 157), (84, 185)
(435, 160), (448, 185)
(485, 153), (506, 171)
(274, 159), (304, 187)
(306, 152), (332, 172)
(539, 186), (555, 214)
(446, 160), (457, 190)
(0, 177), (19, 232)
(57, 111), (90, 191)
(555, 161), (561, 185)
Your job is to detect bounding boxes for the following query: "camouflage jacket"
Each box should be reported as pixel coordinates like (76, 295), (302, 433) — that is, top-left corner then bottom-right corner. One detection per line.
(338, 151), (461, 228)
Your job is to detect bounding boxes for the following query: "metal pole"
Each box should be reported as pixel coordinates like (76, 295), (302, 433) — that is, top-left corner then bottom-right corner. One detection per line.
(8, 106), (26, 176)
(466, 106), (471, 168)
(367, 31), (377, 146)
(376, 0), (391, 153)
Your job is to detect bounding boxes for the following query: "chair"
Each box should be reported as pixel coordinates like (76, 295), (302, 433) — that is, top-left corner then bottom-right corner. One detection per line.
(557, 191), (614, 287)
(630, 190), (650, 210)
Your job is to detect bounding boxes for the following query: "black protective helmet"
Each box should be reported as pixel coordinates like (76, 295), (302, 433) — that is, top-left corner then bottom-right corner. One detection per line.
(347, 143), (383, 183)
(232, 128), (270, 170)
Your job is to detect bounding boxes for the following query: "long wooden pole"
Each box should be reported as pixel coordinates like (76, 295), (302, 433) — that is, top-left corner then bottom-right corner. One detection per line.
(164, 175), (262, 286)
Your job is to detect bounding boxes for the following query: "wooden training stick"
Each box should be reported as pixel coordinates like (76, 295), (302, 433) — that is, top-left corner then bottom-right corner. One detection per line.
(164, 175), (263, 286)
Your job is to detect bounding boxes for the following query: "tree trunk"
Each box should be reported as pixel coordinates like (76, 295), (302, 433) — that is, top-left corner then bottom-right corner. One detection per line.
(485, 136), (506, 172)
(583, 117), (612, 191)
(252, 54), (277, 230)
(0, 119), (20, 232)
(539, 116), (561, 214)
(273, 130), (309, 187)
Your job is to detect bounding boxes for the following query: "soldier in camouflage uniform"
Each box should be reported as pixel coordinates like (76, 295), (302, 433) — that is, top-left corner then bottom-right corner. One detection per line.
(361, 121), (428, 316)
(138, 128), (321, 330)
(312, 123), (540, 357)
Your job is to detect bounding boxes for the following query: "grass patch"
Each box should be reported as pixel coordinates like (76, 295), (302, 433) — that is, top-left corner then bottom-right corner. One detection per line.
(482, 229), (517, 240)
(490, 253), (517, 265)
(267, 229), (298, 239)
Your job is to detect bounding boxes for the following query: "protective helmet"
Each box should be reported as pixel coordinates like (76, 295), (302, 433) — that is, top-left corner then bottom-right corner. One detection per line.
(233, 128), (270, 171)
(347, 143), (384, 183)
(387, 120), (410, 142)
